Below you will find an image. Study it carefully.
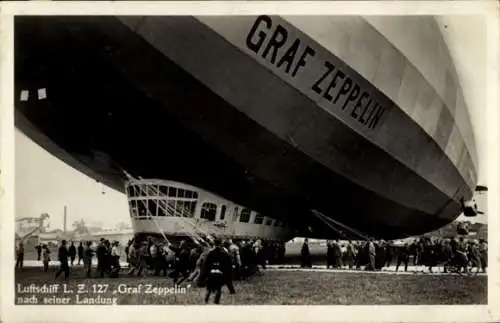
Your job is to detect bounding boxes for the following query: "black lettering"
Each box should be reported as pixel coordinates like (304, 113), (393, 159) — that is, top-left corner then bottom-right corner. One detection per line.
(246, 15), (272, 54)
(368, 105), (386, 129)
(351, 91), (369, 119)
(333, 77), (353, 105)
(364, 102), (378, 125)
(312, 61), (335, 95)
(341, 83), (360, 110)
(262, 25), (288, 64)
(277, 39), (300, 74)
(358, 96), (373, 124)
(291, 46), (316, 77)
(324, 69), (345, 101)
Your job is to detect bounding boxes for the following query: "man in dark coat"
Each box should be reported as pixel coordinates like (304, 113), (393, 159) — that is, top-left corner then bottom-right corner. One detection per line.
(96, 239), (108, 277)
(171, 240), (191, 285)
(375, 241), (385, 270)
(77, 242), (84, 265)
(395, 243), (410, 272)
(326, 240), (334, 268)
(366, 240), (376, 271)
(384, 242), (394, 267)
(83, 241), (93, 278)
(344, 240), (355, 269)
(333, 240), (343, 268)
(16, 242), (25, 270)
(410, 240), (418, 265)
(479, 239), (487, 273)
(277, 242), (286, 263)
(201, 239), (233, 304)
(450, 237), (458, 254)
(68, 242), (76, 267)
(55, 240), (70, 280)
(125, 239), (132, 264)
(442, 239), (453, 273)
(239, 241), (254, 279)
(301, 239), (311, 268)
(35, 244), (42, 261)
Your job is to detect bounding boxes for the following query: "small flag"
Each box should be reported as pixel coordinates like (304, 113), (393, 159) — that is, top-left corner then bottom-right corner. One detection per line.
(20, 90), (29, 102)
(38, 88), (47, 100)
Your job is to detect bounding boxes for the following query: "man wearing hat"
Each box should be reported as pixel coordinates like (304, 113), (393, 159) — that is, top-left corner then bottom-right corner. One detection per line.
(201, 238), (233, 304)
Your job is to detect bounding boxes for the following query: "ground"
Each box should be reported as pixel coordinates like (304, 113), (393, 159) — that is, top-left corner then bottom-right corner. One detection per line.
(15, 267), (487, 305)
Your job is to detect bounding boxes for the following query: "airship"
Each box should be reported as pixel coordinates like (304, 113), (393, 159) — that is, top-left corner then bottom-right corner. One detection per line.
(15, 15), (479, 243)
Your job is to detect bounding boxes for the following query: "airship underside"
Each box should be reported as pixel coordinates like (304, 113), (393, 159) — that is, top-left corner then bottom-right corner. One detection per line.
(15, 15), (478, 239)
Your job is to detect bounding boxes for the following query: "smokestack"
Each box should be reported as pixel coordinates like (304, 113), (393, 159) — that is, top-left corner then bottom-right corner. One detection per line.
(63, 205), (67, 233)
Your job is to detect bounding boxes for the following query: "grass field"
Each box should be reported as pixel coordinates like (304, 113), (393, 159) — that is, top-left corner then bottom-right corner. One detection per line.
(15, 267), (486, 305)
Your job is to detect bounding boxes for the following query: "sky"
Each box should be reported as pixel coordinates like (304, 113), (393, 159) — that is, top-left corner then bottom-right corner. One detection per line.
(14, 15), (488, 230)
(15, 130), (131, 230)
(436, 15), (487, 185)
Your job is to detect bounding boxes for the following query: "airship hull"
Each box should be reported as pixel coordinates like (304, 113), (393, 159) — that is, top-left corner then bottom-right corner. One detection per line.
(14, 16), (478, 239)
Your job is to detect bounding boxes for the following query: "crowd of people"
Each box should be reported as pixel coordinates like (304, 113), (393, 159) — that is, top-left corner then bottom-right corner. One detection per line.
(16, 236), (488, 277)
(299, 236), (488, 274)
(17, 237), (283, 304)
(15, 234), (487, 303)
(72, 236), (280, 304)
(124, 238), (282, 285)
